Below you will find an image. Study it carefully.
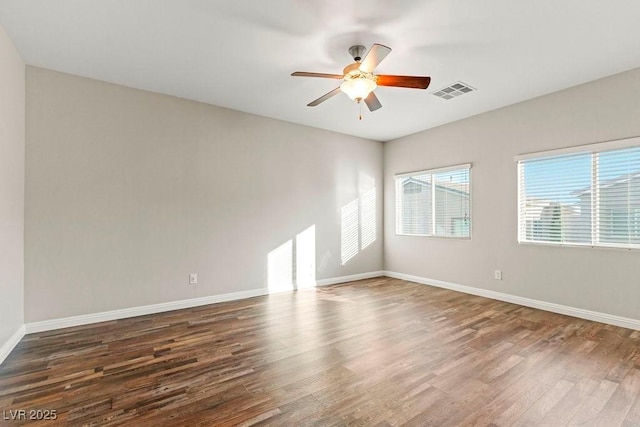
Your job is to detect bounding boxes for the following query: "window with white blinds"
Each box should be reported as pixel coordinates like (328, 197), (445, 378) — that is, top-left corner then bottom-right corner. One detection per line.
(395, 164), (471, 238)
(517, 138), (640, 249)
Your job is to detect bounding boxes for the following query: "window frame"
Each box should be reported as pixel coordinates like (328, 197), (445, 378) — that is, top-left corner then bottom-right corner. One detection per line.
(516, 136), (640, 251)
(395, 163), (472, 239)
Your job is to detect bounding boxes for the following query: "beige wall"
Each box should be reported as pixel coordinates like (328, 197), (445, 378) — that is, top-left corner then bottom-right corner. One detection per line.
(22, 62), (640, 326)
(0, 26), (25, 346)
(384, 67), (640, 320)
(25, 67), (383, 322)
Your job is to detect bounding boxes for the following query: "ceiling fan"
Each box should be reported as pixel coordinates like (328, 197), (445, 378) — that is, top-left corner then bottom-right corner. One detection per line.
(291, 43), (431, 116)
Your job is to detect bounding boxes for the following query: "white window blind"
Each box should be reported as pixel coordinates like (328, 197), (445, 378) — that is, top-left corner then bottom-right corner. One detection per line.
(517, 141), (640, 249)
(395, 164), (471, 238)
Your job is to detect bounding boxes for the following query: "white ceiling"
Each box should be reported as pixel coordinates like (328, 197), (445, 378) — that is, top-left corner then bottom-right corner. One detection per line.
(1, 1), (640, 142)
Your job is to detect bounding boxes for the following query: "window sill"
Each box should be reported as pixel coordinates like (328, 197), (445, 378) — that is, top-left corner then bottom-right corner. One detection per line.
(396, 233), (472, 240)
(517, 240), (640, 251)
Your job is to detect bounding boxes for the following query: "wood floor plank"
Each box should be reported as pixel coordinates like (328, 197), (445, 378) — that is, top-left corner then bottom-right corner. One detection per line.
(588, 368), (640, 426)
(538, 378), (600, 425)
(627, 391), (640, 424)
(511, 378), (575, 426)
(568, 379), (620, 425)
(1, 277), (639, 426)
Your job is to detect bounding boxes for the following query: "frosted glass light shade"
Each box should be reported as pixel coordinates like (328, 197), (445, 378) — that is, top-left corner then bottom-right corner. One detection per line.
(340, 77), (377, 101)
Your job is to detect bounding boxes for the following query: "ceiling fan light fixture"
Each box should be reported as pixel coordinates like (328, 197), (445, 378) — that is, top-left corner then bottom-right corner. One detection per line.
(340, 73), (377, 101)
(292, 43), (430, 111)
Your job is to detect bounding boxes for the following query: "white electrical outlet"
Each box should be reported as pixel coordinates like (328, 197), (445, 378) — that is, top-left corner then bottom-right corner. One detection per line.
(189, 273), (198, 285)
(494, 270), (502, 280)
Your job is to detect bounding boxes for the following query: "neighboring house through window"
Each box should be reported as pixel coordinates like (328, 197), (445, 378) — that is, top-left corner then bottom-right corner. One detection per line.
(395, 164), (471, 238)
(517, 137), (640, 249)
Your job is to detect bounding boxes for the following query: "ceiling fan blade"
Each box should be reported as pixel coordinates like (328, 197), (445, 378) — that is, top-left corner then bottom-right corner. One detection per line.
(376, 75), (431, 89)
(307, 87), (341, 107)
(359, 43), (392, 73)
(292, 72), (343, 79)
(364, 92), (382, 112)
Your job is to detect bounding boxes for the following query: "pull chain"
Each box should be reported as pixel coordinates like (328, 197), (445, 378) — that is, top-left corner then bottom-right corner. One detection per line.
(359, 100), (362, 120)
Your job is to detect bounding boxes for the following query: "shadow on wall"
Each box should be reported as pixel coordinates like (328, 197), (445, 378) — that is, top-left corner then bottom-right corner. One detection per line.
(267, 225), (316, 293)
(341, 187), (377, 265)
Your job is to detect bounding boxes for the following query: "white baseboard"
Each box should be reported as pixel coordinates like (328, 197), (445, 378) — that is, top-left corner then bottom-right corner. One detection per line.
(24, 271), (386, 334)
(11, 269), (637, 362)
(25, 288), (270, 334)
(0, 325), (26, 365)
(316, 271), (385, 287)
(383, 271), (640, 331)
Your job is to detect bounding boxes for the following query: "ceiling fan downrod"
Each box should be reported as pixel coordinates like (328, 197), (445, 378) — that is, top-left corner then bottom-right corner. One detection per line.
(348, 45), (367, 62)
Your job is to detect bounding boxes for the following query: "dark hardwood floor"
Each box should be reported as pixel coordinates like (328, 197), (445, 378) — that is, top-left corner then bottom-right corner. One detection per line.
(1, 277), (640, 426)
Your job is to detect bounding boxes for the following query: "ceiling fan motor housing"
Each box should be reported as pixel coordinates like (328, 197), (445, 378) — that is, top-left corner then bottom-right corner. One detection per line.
(342, 62), (362, 75)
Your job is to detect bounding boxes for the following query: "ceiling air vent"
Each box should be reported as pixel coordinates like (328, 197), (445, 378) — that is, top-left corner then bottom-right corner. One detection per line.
(432, 82), (475, 100)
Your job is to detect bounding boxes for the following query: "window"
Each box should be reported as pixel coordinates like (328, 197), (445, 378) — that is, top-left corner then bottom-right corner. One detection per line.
(395, 164), (471, 238)
(517, 137), (640, 249)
